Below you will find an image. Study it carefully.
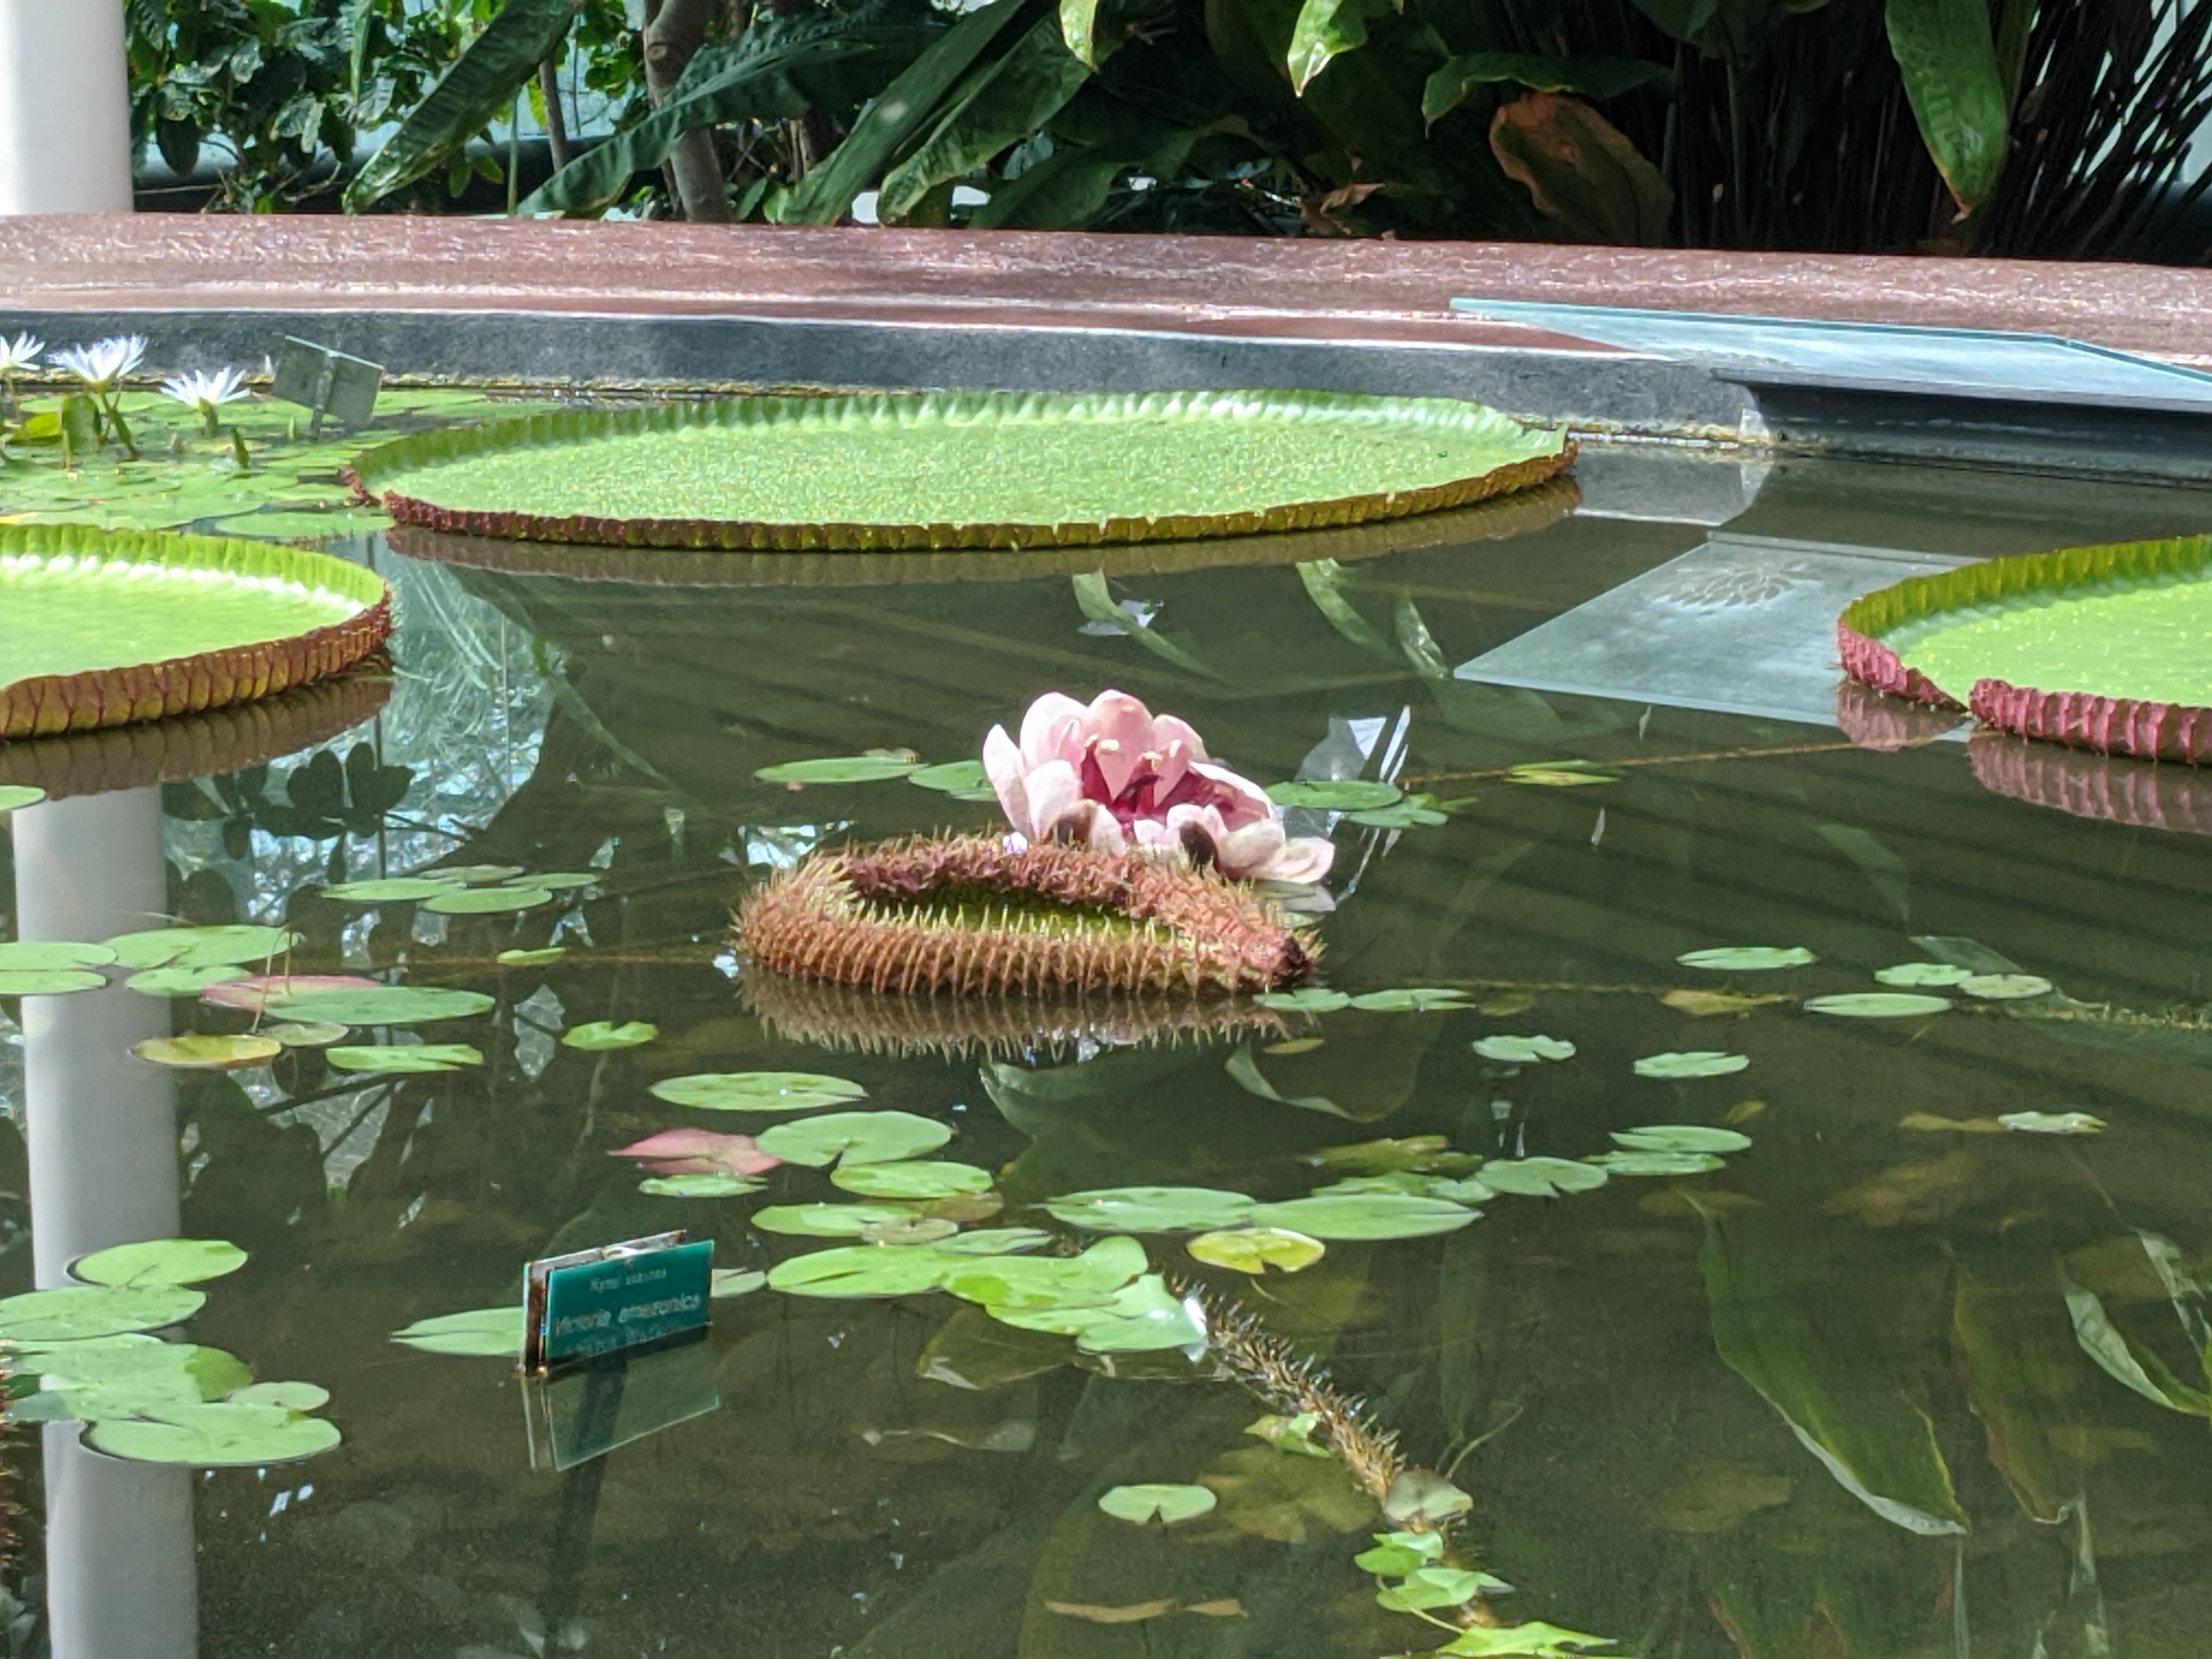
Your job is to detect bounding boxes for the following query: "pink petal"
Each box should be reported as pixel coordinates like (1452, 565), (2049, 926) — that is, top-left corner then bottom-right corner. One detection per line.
(201, 973), (379, 1012)
(612, 1127), (779, 1175)
(1150, 714), (1209, 764)
(1021, 757), (1086, 842)
(983, 724), (1029, 832)
(1075, 801), (1128, 855)
(1018, 693), (1091, 770)
(1084, 691), (1158, 799)
(1260, 836), (1336, 885)
(1186, 760), (1276, 831)
(1211, 814), (1289, 880)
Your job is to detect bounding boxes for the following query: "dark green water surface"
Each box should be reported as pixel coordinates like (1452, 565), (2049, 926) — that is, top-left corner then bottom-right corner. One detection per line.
(3, 443), (2211, 1657)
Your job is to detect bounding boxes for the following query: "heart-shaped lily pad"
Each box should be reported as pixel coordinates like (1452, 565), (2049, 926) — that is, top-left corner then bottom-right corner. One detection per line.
(561, 1020), (658, 1051)
(71, 1238), (248, 1287)
(1475, 1157), (1609, 1198)
(1, 525), (390, 740)
(86, 1401), (341, 1467)
(0, 1284), (205, 1342)
(1473, 1034), (1575, 1063)
(130, 1034), (283, 1070)
(649, 1071), (868, 1112)
(326, 1043), (483, 1074)
(423, 886), (553, 915)
(1245, 1193), (1477, 1239)
(1611, 1125), (1751, 1154)
(755, 1110), (951, 1168)
(1097, 1482), (1217, 1526)
(830, 1160), (993, 1199)
(1803, 992), (1951, 1019)
(1186, 1227), (1326, 1274)
(766, 1244), (957, 1299)
(1044, 1187), (1256, 1233)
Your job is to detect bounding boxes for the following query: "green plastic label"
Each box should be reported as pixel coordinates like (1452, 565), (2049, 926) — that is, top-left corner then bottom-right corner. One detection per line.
(539, 1239), (711, 1366)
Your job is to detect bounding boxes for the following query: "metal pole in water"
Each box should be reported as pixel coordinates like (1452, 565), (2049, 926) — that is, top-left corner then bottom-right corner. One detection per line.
(0, 0), (134, 215)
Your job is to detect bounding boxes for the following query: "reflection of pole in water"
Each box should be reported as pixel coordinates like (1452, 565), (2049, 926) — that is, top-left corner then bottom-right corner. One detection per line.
(14, 789), (197, 1658)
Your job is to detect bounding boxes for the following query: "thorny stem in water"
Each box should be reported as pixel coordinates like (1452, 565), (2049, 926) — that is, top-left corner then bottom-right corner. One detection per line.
(1405, 732), (1951, 790)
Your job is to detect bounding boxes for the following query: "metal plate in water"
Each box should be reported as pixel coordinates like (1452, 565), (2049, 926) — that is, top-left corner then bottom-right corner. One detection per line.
(1454, 532), (1969, 728)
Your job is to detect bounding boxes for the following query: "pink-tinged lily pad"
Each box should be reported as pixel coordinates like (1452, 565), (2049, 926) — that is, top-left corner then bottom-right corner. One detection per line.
(610, 1127), (780, 1177)
(200, 973), (379, 1013)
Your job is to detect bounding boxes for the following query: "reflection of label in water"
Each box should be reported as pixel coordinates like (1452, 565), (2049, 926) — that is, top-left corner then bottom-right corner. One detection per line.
(523, 1332), (721, 1472)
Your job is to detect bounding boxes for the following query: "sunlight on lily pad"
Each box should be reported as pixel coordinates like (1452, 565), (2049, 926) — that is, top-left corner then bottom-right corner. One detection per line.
(1349, 988), (1470, 1012)
(1874, 961), (1973, 987)
(392, 1307), (521, 1356)
(498, 946), (568, 967)
(1476, 1157), (1608, 1198)
(1999, 1110), (2105, 1135)
(266, 986), (495, 1026)
(712, 1268), (767, 1298)
(130, 1033), (281, 1070)
(831, 1160), (993, 1199)
(639, 1173), (764, 1198)
(768, 1244), (958, 1299)
(327, 1043), (483, 1074)
(0, 1285), (205, 1342)
(1473, 1034), (1575, 1063)
(1246, 1193), (1476, 1239)
(1245, 1411), (1331, 1457)
(1802, 992), (1951, 1019)
(1404, 1620), (1618, 1656)
(1187, 1227), (1326, 1274)
(756, 1110), (952, 1168)
(649, 1071), (868, 1112)
(1378, 1566), (1489, 1613)
(0, 968), (108, 996)
(1633, 1051), (1750, 1079)
(0, 785), (47, 813)
(561, 1020), (658, 1051)
(1675, 946), (1816, 971)
(230, 1380), (332, 1411)
(1959, 973), (2054, 1000)
(1266, 779), (1403, 810)
(87, 1401), (341, 1467)
(1097, 1482), (1216, 1526)
(1044, 1186), (1256, 1233)
(72, 1238), (246, 1288)
(757, 754), (920, 785)
(264, 1020), (350, 1048)
(1354, 1529), (1445, 1574)
(1255, 987), (1350, 1013)
(754, 1202), (916, 1236)
(1612, 1125), (1752, 1154)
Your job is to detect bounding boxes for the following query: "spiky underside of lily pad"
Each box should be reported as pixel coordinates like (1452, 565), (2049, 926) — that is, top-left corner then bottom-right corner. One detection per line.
(743, 972), (1288, 1059)
(0, 525), (391, 740)
(384, 478), (1581, 586)
(349, 389), (1576, 552)
(736, 835), (1317, 999)
(0, 670), (390, 804)
(1838, 533), (2212, 762)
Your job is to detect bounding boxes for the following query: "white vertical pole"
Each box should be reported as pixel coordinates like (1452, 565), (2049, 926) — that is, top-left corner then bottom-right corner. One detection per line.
(13, 789), (198, 1659)
(0, 0), (134, 215)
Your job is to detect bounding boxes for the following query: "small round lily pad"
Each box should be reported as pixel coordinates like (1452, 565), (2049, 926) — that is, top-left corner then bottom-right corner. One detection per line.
(1803, 992), (1951, 1019)
(1473, 1034), (1575, 1063)
(1633, 1051), (1750, 1079)
(649, 1071), (868, 1112)
(561, 1020), (658, 1051)
(326, 1043), (483, 1074)
(1958, 973), (2053, 1001)
(72, 1238), (248, 1287)
(1097, 1482), (1217, 1526)
(131, 1033), (283, 1070)
(1874, 962), (1973, 988)
(1186, 1227), (1326, 1274)
(1676, 946), (1816, 972)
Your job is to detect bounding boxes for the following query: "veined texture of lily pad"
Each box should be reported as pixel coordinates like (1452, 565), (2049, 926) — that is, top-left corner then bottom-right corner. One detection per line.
(649, 1070), (867, 1111)
(1, 524), (390, 739)
(347, 389), (1574, 551)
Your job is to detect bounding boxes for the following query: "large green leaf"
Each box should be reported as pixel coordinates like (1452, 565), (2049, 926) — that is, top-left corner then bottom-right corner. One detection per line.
(1490, 92), (1672, 244)
(779, 0), (1031, 224)
(968, 123), (1202, 230)
(1422, 52), (1670, 127)
(345, 0), (581, 210)
(876, 15), (1094, 220)
(1885, 0), (2010, 213)
(1285, 0), (1392, 94)
(522, 7), (945, 214)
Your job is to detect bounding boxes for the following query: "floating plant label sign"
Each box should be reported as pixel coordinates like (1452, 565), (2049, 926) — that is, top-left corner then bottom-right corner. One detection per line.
(271, 336), (383, 433)
(521, 1330), (720, 1472)
(522, 1231), (711, 1373)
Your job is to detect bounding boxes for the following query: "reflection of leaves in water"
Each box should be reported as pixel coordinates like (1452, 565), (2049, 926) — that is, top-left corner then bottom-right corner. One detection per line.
(1198, 1445), (1370, 1543)
(1072, 572), (1219, 679)
(1813, 822), (1910, 922)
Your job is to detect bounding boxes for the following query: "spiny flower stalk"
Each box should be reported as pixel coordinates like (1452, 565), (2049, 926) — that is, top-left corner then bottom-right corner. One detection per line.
(736, 833), (1318, 999)
(160, 366), (250, 436)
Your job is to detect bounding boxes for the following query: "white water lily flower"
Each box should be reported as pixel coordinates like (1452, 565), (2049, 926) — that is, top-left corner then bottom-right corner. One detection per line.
(0, 332), (43, 373)
(50, 334), (148, 391)
(160, 366), (250, 430)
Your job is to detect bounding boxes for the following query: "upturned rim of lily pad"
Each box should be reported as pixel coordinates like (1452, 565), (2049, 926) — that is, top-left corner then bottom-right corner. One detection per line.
(1, 524), (392, 741)
(346, 389), (1575, 552)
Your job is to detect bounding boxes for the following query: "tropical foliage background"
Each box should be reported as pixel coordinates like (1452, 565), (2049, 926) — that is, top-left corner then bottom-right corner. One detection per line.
(129, 0), (2212, 257)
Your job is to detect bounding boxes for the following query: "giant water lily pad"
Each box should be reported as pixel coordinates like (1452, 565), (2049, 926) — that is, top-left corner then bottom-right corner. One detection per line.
(1838, 533), (2212, 761)
(0, 524), (390, 739)
(348, 389), (1574, 551)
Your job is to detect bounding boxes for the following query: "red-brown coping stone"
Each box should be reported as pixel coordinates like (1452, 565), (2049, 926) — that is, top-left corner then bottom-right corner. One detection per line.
(4, 214), (2210, 370)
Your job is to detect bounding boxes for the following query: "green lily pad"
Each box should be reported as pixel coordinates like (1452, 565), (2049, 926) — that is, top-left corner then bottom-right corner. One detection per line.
(126, 963), (251, 997)
(830, 1160), (993, 1199)
(1874, 961), (1974, 987)
(1473, 1034), (1575, 1063)
(103, 924), (299, 970)
(1245, 1410), (1331, 1457)
(264, 1020), (349, 1048)
(0, 785), (46, 812)
(1504, 761), (1616, 787)
(766, 1244), (956, 1299)
(320, 877), (462, 902)
(756, 754), (921, 785)
(941, 1237), (1147, 1310)
(1245, 1193), (1478, 1239)
(561, 1020), (658, 1051)
(497, 946), (568, 967)
(1676, 946), (1816, 971)
(711, 1268), (767, 1298)
(27, 1336), (252, 1417)
(1043, 1186), (1256, 1233)
(1417, 1620), (1617, 1656)
(1633, 1050), (1750, 1079)
(1266, 779), (1403, 810)
(130, 1034), (281, 1069)
(0, 968), (108, 995)
(1587, 1150), (1725, 1176)
(648, 1071), (868, 1112)
(0, 1284), (205, 1342)
(755, 1110), (952, 1168)
(392, 1307), (521, 1356)
(1803, 992), (1951, 1019)
(752, 1202), (917, 1236)
(229, 1380), (331, 1411)
(1353, 1529), (1446, 1574)
(1377, 1566), (1489, 1613)
(1475, 1157), (1608, 1198)
(0, 940), (116, 970)
(639, 1172), (764, 1198)
(1959, 973), (2054, 1001)
(1346, 795), (1451, 828)
(264, 986), (494, 1026)
(87, 1401), (340, 1467)
(1348, 988), (1470, 1012)
(1998, 1110), (2105, 1135)
(326, 1043), (482, 1074)
(1611, 1125), (1752, 1154)
(516, 872), (603, 891)
(424, 886), (553, 915)
(428, 864), (526, 885)
(907, 760), (990, 792)
(1186, 1227), (1326, 1274)
(1383, 1467), (1474, 1526)
(1055, 1275), (1208, 1354)
(1097, 1482), (1217, 1526)
(1255, 988), (1350, 1013)
(72, 1238), (247, 1287)
(931, 1227), (1052, 1256)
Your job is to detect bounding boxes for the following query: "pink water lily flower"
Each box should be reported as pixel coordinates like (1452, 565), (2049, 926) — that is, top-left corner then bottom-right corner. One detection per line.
(611, 1128), (780, 1177)
(982, 690), (1333, 885)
